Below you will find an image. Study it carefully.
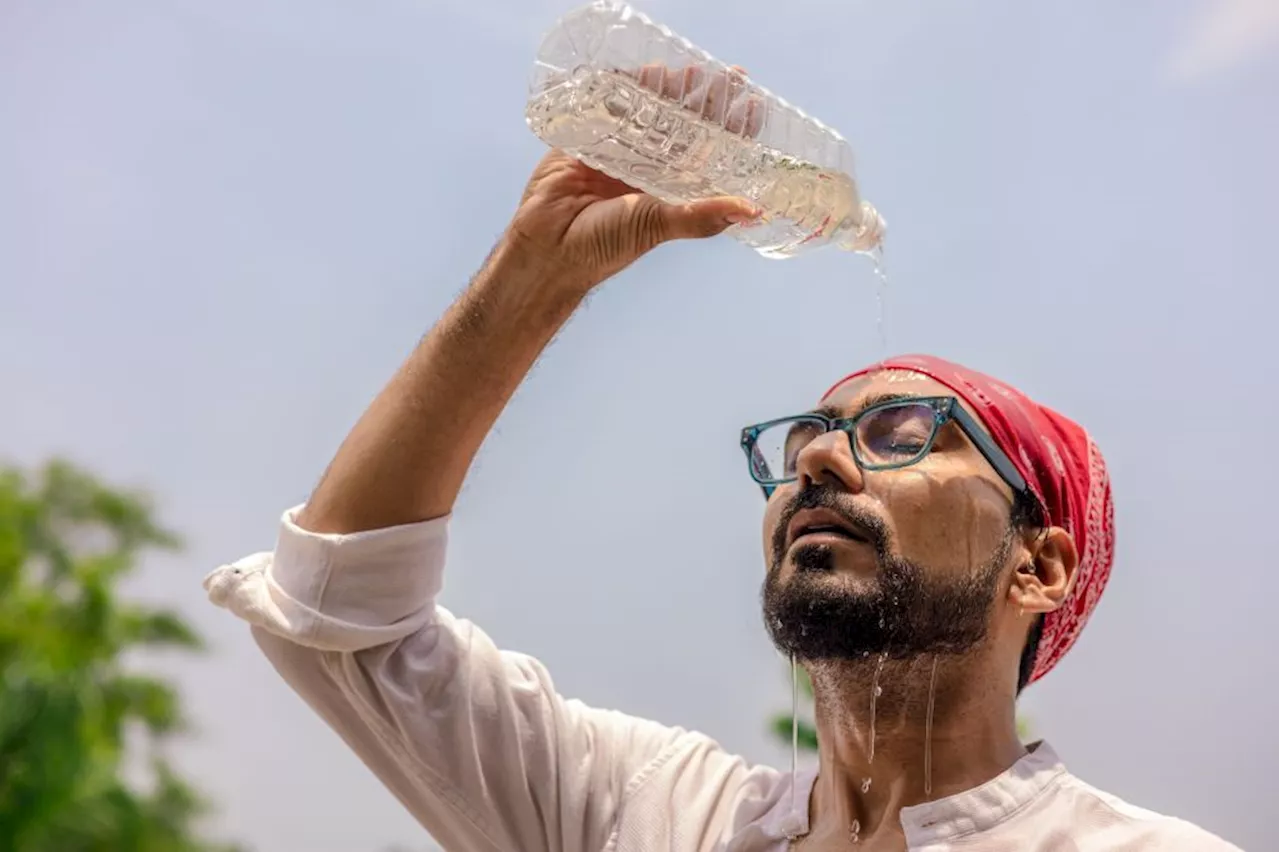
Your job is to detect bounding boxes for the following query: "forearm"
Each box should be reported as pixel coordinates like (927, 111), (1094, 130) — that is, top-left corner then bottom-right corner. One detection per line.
(298, 239), (586, 534)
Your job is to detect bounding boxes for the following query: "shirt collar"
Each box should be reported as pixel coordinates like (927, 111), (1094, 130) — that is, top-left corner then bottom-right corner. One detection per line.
(760, 741), (1067, 845)
(900, 740), (1066, 846)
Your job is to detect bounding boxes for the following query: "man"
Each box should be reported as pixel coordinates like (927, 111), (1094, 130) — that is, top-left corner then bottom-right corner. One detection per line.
(206, 151), (1237, 851)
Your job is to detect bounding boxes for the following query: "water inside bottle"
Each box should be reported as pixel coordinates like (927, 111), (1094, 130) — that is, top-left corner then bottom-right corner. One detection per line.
(527, 68), (878, 259)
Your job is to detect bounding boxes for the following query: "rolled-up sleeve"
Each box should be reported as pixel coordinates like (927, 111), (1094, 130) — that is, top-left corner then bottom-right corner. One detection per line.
(204, 507), (687, 852)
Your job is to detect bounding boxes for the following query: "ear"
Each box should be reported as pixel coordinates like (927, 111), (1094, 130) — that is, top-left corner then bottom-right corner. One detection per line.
(1007, 526), (1079, 615)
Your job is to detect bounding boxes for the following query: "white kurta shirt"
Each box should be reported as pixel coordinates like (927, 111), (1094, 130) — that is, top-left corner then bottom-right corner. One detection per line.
(204, 507), (1239, 852)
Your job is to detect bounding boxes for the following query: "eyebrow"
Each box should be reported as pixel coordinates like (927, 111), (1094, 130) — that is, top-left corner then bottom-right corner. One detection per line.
(810, 392), (922, 420)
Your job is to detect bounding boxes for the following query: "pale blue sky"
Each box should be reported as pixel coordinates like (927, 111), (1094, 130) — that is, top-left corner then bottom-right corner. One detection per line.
(2, 1), (1276, 850)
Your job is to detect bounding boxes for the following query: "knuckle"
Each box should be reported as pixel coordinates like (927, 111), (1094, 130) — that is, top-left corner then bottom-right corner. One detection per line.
(634, 200), (668, 247)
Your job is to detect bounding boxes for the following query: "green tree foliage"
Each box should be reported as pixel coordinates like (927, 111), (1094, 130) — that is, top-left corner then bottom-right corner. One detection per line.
(0, 460), (243, 852)
(769, 665), (820, 752)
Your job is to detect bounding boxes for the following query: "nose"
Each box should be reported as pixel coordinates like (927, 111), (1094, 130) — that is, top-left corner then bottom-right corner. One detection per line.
(794, 429), (866, 494)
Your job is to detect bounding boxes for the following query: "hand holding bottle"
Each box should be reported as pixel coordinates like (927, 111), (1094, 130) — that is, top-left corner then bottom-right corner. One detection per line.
(502, 146), (760, 296)
(525, 1), (886, 258)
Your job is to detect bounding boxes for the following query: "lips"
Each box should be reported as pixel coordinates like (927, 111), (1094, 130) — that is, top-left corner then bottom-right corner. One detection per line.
(785, 507), (873, 549)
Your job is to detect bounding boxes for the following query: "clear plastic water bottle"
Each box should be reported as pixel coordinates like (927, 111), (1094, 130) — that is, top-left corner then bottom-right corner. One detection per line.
(525, 0), (886, 259)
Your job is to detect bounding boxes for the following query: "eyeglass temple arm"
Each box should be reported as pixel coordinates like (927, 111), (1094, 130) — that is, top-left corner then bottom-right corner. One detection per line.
(949, 405), (1031, 497)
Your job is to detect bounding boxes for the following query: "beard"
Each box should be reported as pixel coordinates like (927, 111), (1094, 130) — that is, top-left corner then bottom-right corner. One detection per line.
(761, 487), (1013, 663)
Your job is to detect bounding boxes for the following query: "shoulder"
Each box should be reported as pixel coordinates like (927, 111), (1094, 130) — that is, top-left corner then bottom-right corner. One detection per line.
(610, 731), (795, 848)
(1057, 773), (1242, 851)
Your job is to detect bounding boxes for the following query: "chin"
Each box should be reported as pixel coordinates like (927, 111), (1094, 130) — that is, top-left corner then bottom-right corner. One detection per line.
(781, 570), (882, 609)
(787, 541), (879, 578)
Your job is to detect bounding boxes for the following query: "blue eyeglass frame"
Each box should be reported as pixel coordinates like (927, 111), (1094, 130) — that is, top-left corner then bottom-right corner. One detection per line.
(739, 395), (1030, 500)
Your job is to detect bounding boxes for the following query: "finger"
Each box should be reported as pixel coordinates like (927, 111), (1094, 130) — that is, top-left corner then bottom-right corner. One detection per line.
(633, 63), (698, 101)
(635, 63), (663, 91)
(724, 92), (754, 136)
(701, 66), (751, 125)
(745, 96), (766, 138)
(660, 65), (702, 101)
(668, 65), (700, 100)
(651, 196), (762, 243)
(621, 63), (763, 137)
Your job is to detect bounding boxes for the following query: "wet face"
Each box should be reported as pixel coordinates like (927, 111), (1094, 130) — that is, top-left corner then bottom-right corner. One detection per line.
(761, 371), (1022, 662)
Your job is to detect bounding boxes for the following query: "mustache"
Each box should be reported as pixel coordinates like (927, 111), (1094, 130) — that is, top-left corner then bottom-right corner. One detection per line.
(770, 483), (892, 565)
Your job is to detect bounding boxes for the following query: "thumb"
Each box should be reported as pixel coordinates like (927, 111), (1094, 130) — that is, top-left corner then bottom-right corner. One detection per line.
(651, 196), (761, 243)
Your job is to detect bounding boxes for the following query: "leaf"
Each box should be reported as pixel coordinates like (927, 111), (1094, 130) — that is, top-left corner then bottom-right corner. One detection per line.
(119, 608), (205, 651)
(769, 713), (820, 752)
(103, 675), (185, 736)
(0, 459), (238, 851)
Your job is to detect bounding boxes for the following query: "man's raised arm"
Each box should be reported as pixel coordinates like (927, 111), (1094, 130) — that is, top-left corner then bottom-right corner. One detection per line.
(298, 150), (757, 533)
(203, 151), (758, 851)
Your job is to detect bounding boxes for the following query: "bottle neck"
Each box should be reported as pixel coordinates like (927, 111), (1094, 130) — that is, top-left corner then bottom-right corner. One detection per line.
(837, 201), (887, 254)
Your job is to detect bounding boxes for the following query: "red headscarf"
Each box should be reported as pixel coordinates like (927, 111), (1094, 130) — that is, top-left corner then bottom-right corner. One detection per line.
(821, 355), (1115, 685)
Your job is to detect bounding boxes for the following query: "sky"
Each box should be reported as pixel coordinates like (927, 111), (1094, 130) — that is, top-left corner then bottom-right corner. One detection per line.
(1, 0), (1276, 850)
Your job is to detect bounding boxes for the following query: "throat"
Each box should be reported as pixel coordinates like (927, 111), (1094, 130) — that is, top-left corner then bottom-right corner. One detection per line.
(802, 654), (1027, 842)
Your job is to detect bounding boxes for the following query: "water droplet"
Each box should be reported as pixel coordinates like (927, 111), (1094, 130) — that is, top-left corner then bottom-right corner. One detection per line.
(860, 777), (871, 794)
(780, 812), (805, 844)
(850, 818), (862, 845)
(874, 685), (883, 697)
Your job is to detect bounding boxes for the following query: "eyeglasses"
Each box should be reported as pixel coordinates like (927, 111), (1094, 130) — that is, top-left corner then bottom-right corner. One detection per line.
(740, 395), (1030, 500)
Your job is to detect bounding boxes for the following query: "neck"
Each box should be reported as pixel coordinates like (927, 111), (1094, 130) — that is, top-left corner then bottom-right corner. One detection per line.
(803, 652), (1026, 846)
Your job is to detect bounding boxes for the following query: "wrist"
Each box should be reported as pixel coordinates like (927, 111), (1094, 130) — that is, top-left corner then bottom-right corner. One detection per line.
(468, 235), (589, 329)
(488, 230), (599, 299)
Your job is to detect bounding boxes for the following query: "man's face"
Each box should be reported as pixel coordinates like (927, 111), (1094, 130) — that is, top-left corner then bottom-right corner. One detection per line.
(761, 370), (1020, 662)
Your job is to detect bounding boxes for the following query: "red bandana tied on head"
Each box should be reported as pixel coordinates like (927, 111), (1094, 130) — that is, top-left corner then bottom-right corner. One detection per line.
(821, 354), (1116, 686)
